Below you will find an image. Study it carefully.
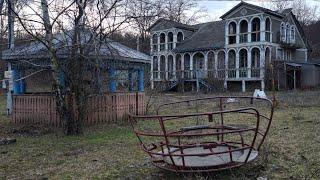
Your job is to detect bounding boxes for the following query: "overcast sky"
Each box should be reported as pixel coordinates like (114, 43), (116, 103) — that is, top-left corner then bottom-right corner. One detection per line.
(194, 0), (320, 22)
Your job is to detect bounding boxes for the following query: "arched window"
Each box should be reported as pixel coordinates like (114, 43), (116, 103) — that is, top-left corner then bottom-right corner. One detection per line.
(160, 55), (166, 79)
(153, 56), (159, 78)
(218, 51), (225, 69)
(228, 50), (236, 69)
(291, 26), (295, 42)
(152, 34), (158, 52)
(184, 54), (191, 78)
(217, 51), (225, 78)
(160, 33), (166, 51)
(229, 22), (236, 35)
(239, 49), (248, 68)
(251, 48), (260, 68)
(286, 23), (290, 43)
(168, 32), (173, 50)
(168, 55), (174, 79)
(193, 52), (205, 78)
(207, 51), (215, 78)
(208, 51), (215, 70)
(193, 53), (205, 71)
(228, 50), (236, 78)
(251, 17), (260, 42)
(240, 20), (248, 43)
(239, 49), (248, 77)
(251, 48), (260, 77)
(228, 22), (236, 44)
(280, 22), (285, 42)
(153, 56), (158, 71)
(177, 32), (184, 43)
(265, 17), (271, 42)
(176, 54), (182, 78)
(265, 47), (271, 67)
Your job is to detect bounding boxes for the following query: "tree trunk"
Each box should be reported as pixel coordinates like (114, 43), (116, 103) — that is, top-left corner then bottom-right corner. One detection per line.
(41, 0), (80, 135)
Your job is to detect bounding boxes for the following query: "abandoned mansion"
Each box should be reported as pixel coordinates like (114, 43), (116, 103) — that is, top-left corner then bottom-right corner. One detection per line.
(149, 2), (319, 92)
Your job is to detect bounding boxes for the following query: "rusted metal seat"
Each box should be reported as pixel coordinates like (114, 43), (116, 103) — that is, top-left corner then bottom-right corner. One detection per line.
(129, 96), (274, 173)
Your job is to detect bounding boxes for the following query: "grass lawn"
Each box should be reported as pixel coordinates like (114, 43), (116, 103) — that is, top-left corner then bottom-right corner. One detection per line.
(0, 91), (320, 179)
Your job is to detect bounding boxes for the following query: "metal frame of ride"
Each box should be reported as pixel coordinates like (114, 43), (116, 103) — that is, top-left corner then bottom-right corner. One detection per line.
(129, 96), (274, 173)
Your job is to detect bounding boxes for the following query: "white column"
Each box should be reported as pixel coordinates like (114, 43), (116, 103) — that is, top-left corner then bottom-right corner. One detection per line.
(236, 22), (240, 44)
(181, 54), (185, 78)
(225, 52), (228, 79)
(242, 80), (246, 92)
(190, 54), (194, 78)
(204, 52), (208, 77)
(151, 56), (154, 89)
(225, 23), (229, 45)
(248, 49), (252, 78)
(236, 50), (239, 78)
(157, 35), (160, 52)
(165, 33), (168, 51)
(261, 18), (266, 42)
(214, 52), (218, 78)
(173, 55), (176, 79)
(158, 57), (160, 79)
(260, 48), (265, 79)
(248, 21), (252, 43)
(173, 33), (177, 48)
(150, 36), (153, 53)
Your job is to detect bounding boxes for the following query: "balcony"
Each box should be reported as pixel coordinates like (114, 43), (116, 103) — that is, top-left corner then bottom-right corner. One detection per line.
(152, 68), (262, 81)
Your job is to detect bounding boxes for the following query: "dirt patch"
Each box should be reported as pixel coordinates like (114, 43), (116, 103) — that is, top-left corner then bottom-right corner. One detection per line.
(10, 125), (53, 137)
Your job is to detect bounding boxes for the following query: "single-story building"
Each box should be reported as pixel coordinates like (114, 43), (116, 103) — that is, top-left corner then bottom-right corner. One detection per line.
(1, 32), (151, 126)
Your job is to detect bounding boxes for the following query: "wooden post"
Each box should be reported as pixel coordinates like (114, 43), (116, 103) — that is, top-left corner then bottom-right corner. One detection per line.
(108, 67), (116, 92)
(138, 69), (144, 92)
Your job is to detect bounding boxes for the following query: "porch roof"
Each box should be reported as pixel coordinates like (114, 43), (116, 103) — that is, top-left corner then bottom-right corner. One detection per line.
(1, 32), (151, 64)
(286, 62), (302, 67)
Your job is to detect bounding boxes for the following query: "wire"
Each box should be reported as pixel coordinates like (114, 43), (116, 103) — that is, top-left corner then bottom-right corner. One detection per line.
(0, 69), (49, 83)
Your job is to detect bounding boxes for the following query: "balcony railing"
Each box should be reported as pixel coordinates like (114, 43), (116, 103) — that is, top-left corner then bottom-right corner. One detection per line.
(160, 43), (165, 51)
(152, 44), (157, 52)
(239, 33), (248, 43)
(152, 68), (262, 81)
(168, 42), (173, 50)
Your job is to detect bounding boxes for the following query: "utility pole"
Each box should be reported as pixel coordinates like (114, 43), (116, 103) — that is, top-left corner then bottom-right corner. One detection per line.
(7, 0), (14, 115)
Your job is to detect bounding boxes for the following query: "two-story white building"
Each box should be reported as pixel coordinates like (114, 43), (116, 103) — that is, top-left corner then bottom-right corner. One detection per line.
(149, 2), (318, 92)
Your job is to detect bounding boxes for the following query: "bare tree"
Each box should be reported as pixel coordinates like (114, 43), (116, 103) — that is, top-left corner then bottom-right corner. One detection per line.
(161, 0), (207, 24)
(264, 0), (320, 26)
(125, 0), (207, 53)
(9, 0), (135, 134)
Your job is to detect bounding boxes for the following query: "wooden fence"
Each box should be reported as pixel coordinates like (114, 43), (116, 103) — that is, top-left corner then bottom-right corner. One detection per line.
(12, 92), (145, 127)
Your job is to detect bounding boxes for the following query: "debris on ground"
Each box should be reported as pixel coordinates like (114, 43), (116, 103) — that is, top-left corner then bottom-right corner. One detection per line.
(0, 138), (16, 145)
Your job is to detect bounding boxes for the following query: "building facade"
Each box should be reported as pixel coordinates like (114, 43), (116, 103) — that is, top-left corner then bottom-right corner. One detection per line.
(149, 2), (317, 92)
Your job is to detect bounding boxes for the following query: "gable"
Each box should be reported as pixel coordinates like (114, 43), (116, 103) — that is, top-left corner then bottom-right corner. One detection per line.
(148, 19), (196, 32)
(288, 13), (311, 50)
(226, 6), (263, 19)
(221, 2), (283, 19)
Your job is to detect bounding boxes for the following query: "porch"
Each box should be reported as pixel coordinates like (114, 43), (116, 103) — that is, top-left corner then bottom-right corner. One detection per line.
(153, 68), (263, 81)
(152, 68), (263, 92)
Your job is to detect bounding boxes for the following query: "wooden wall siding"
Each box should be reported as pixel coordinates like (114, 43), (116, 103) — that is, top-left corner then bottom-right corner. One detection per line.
(12, 92), (145, 127)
